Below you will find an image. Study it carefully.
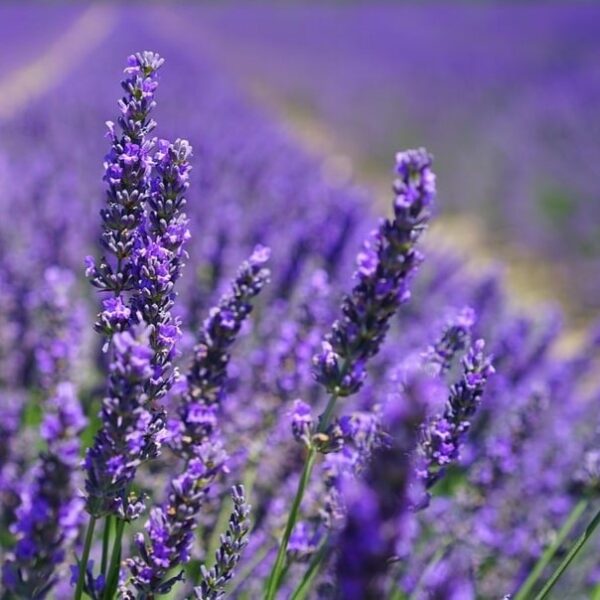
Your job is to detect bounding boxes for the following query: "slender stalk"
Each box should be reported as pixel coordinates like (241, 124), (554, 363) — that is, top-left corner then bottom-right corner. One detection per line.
(265, 393), (338, 599)
(513, 499), (587, 600)
(290, 540), (330, 600)
(265, 448), (317, 599)
(75, 515), (97, 600)
(389, 589), (409, 600)
(103, 518), (126, 599)
(534, 504), (600, 600)
(317, 393), (338, 432)
(592, 583), (600, 600)
(101, 515), (112, 577)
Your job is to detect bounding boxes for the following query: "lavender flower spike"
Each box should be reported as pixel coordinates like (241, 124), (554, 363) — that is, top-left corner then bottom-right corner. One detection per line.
(87, 52), (164, 330)
(170, 245), (271, 459)
(416, 339), (494, 501)
(2, 383), (86, 598)
(84, 327), (161, 519)
(130, 137), (192, 399)
(314, 148), (435, 398)
(192, 485), (251, 600)
(123, 249), (269, 595)
(267, 150), (435, 599)
(424, 306), (475, 375)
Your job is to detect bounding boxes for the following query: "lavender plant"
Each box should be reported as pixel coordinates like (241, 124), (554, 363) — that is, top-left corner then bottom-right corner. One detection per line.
(0, 33), (599, 600)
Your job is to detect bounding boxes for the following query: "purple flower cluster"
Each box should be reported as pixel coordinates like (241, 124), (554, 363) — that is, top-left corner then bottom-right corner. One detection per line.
(123, 248), (269, 594)
(83, 53), (192, 523)
(192, 485), (251, 600)
(87, 51), (163, 303)
(2, 383), (86, 596)
(1, 32), (600, 600)
(2, 267), (85, 597)
(416, 339), (495, 498)
(84, 328), (159, 519)
(171, 245), (271, 459)
(336, 374), (429, 599)
(313, 148), (435, 397)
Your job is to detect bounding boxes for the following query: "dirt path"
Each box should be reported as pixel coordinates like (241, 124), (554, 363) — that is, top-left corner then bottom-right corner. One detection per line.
(0, 5), (115, 121)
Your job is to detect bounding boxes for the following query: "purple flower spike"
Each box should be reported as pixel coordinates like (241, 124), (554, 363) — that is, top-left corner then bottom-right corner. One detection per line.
(2, 383), (86, 597)
(314, 148), (435, 398)
(86, 51), (164, 315)
(83, 327), (162, 518)
(192, 485), (251, 600)
(336, 372), (428, 599)
(171, 247), (270, 459)
(124, 251), (269, 594)
(416, 339), (494, 503)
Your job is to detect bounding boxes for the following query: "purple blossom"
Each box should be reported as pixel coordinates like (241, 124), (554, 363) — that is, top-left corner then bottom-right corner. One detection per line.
(416, 339), (494, 504)
(86, 51), (164, 303)
(2, 383), (86, 597)
(192, 485), (251, 600)
(291, 399), (314, 448)
(83, 327), (161, 518)
(336, 372), (429, 598)
(170, 247), (270, 458)
(313, 148), (435, 398)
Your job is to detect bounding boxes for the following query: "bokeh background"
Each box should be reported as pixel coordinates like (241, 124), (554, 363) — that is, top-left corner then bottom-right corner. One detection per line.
(1, 1), (599, 320)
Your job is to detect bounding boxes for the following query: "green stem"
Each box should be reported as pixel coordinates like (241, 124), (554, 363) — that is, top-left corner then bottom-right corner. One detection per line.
(103, 518), (126, 599)
(75, 515), (97, 600)
(290, 540), (330, 600)
(534, 503), (600, 600)
(265, 448), (317, 599)
(592, 582), (600, 600)
(513, 499), (588, 600)
(101, 516), (112, 577)
(317, 393), (338, 432)
(264, 393), (338, 599)
(389, 589), (409, 600)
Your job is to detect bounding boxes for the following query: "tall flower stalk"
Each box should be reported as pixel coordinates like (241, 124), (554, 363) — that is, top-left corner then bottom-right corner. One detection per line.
(265, 148), (436, 598)
(77, 51), (192, 600)
(122, 248), (270, 596)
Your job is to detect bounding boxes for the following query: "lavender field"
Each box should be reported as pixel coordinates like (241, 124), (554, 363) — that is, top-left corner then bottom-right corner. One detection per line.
(0, 3), (599, 599)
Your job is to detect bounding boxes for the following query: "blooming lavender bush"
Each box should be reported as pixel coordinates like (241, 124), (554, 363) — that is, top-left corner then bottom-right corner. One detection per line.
(0, 41), (599, 600)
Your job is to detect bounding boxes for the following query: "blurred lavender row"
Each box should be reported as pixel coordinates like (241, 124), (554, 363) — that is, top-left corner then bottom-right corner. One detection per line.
(180, 2), (600, 308)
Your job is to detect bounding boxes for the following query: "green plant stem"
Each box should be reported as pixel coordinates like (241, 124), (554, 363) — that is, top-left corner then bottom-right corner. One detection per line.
(103, 518), (126, 599)
(75, 515), (97, 600)
(265, 393), (339, 599)
(101, 515), (112, 577)
(389, 589), (409, 600)
(513, 499), (587, 600)
(265, 447), (317, 599)
(290, 540), (330, 600)
(534, 503), (600, 600)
